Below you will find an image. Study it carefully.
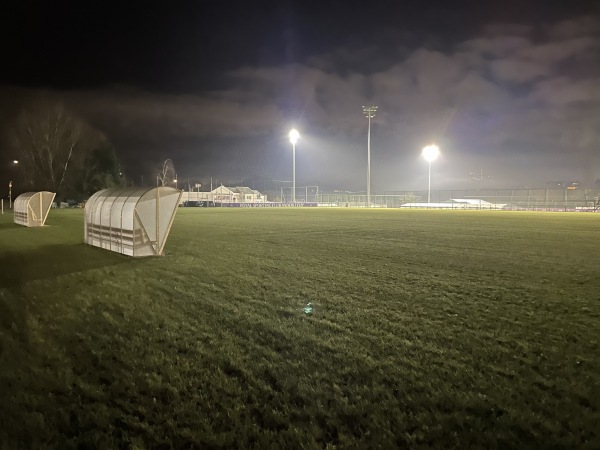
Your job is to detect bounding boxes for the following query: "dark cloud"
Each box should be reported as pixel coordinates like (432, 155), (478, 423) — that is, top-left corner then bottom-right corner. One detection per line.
(549, 16), (600, 38)
(529, 77), (600, 105)
(489, 59), (548, 83)
(2, 13), (600, 190)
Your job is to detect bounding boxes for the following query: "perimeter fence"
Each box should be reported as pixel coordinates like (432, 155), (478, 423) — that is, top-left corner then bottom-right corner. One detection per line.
(310, 189), (600, 210)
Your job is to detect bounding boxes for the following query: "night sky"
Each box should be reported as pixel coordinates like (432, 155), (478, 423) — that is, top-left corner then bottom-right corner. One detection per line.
(1, 0), (599, 191)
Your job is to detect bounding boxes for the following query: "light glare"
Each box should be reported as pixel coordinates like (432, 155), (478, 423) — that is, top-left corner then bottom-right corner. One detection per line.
(289, 129), (300, 144)
(422, 144), (440, 162)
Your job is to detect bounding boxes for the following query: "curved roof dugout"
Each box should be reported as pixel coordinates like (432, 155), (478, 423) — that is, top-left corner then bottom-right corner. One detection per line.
(84, 187), (182, 257)
(13, 191), (56, 227)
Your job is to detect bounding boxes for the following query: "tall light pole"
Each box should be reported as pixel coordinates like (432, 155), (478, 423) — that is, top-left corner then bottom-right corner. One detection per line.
(422, 144), (440, 204)
(362, 106), (378, 207)
(8, 160), (18, 209)
(289, 129), (300, 203)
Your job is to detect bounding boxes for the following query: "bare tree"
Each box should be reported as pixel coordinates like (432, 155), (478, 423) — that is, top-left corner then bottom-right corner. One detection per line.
(12, 102), (89, 193)
(156, 159), (176, 186)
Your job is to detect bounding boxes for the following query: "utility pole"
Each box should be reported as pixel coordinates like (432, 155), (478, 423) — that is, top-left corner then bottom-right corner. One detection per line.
(362, 106), (378, 208)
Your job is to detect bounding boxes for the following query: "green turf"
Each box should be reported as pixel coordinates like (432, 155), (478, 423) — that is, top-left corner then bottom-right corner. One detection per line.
(0, 208), (598, 449)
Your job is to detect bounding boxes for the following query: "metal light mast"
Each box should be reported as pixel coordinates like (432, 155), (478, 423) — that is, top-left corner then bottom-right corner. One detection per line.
(362, 106), (378, 208)
(289, 129), (300, 203)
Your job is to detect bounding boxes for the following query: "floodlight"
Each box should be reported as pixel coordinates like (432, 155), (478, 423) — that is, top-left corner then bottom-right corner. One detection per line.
(289, 129), (300, 145)
(422, 144), (440, 162)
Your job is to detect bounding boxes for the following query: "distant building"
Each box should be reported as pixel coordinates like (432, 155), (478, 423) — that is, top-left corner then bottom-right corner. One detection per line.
(179, 186), (267, 205)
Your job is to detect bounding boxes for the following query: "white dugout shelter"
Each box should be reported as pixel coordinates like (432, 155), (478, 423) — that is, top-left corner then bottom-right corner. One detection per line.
(13, 191), (56, 227)
(84, 187), (182, 257)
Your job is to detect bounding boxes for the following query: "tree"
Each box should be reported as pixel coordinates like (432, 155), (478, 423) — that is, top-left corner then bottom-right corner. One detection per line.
(156, 159), (176, 187)
(10, 101), (114, 198)
(73, 136), (124, 200)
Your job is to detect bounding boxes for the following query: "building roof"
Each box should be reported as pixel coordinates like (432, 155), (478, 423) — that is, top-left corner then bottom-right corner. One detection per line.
(211, 185), (235, 194)
(209, 186), (264, 196)
(234, 186), (255, 195)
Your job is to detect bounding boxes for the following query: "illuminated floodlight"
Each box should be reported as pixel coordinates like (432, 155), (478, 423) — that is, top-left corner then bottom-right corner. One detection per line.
(422, 144), (440, 204)
(422, 144), (440, 162)
(289, 128), (300, 145)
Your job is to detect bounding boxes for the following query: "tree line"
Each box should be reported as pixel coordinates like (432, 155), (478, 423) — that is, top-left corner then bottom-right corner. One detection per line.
(10, 100), (123, 202)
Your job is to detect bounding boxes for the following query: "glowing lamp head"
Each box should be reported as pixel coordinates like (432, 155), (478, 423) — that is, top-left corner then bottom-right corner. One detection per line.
(289, 129), (300, 145)
(422, 144), (440, 162)
(13, 160), (19, 164)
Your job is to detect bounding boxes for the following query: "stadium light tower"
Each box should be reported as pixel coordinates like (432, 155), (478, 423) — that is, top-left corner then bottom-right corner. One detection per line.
(289, 129), (300, 203)
(362, 106), (378, 207)
(8, 160), (18, 208)
(422, 144), (440, 204)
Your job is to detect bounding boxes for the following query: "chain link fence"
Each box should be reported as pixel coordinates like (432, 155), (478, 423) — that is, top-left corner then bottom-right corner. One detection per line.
(310, 189), (600, 210)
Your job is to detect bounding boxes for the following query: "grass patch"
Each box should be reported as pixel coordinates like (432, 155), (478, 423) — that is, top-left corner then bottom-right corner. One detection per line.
(0, 208), (599, 448)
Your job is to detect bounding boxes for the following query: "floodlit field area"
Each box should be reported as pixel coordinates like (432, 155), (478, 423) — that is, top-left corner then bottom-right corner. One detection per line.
(0, 208), (598, 448)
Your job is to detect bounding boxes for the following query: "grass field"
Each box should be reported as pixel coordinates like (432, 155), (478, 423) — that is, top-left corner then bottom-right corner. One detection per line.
(0, 207), (599, 449)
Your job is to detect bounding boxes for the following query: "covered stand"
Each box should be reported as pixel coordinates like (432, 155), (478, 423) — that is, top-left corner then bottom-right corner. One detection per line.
(84, 187), (182, 257)
(14, 191), (56, 227)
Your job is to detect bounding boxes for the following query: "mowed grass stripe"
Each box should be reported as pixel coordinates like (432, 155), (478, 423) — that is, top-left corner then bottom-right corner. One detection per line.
(0, 208), (598, 449)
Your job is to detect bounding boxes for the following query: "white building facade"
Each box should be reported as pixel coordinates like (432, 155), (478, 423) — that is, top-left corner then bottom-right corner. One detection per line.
(180, 186), (267, 205)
